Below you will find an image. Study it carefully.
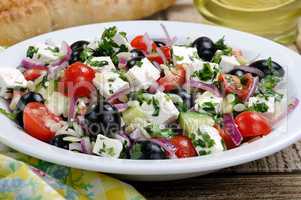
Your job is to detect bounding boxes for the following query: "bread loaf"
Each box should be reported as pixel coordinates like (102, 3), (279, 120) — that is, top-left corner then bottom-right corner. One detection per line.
(0, 0), (175, 45)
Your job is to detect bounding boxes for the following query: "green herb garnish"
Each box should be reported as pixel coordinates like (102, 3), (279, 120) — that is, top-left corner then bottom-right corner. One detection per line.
(192, 63), (218, 82)
(215, 37), (232, 55)
(0, 108), (16, 120)
(26, 46), (39, 58)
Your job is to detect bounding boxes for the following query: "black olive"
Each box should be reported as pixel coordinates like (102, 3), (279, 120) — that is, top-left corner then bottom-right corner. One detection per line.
(154, 40), (166, 47)
(170, 88), (193, 109)
(15, 92), (44, 127)
(250, 59), (284, 77)
(127, 57), (143, 69)
(130, 49), (145, 59)
(50, 135), (70, 150)
(130, 141), (166, 160)
(69, 40), (90, 64)
(84, 102), (121, 138)
(192, 37), (217, 61)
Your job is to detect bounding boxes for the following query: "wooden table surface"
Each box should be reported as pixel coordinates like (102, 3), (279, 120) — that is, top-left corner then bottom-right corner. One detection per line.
(129, 1), (301, 199)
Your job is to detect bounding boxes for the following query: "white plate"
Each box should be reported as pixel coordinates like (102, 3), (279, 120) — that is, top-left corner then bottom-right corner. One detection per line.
(0, 21), (301, 181)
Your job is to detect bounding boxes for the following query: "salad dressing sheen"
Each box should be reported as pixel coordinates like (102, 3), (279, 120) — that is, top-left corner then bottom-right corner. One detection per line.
(194, 0), (301, 44)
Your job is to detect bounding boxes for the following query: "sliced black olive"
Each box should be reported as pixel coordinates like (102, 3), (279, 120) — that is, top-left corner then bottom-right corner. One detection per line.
(154, 40), (166, 47)
(130, 49), (145, 59)
(192, 37), (217, 61)
(84, 102), (121, 138)
(127, 57), (143, 69)
(69, 40), (90, 64)
(50, 135), (70, 150)
(130, 141), (166, 160)
(250, 59), (284, 77)
(15, 92), (44, 127)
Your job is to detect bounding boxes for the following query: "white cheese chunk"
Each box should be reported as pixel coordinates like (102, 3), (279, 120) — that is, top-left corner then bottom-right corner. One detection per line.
(126, 58), (160, 90)
(194, 91), (223, 114)
(92, 134), (123, 158)
(45, 92), (69, 117)
(93, 71), (130, 98)
(31, 43), (64, 65)
(85, 56), (116, 71)
(248, 96), (275, 117)
(172, 45), (201, 65)
(219, 55), (240, 73)
(185, 61), (220, 84)
(192, 125), (225, 155)
(112, 32), (132, 51)
(140, 91), (179, 126)
(0, 68), (27, 97)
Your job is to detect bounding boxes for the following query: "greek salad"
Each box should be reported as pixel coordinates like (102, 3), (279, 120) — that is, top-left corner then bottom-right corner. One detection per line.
(0, 25), (298, 160)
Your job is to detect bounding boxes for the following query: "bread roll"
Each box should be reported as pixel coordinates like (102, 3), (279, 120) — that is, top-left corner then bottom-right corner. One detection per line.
(0, 0), (175, 46)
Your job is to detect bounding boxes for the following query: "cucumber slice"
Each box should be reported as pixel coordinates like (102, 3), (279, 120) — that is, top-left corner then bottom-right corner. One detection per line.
(122, 106), (147, 125)
(179, 112), (214, 134)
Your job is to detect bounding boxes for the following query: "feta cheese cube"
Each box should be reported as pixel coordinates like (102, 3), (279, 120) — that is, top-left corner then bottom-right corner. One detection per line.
(248, 96), (275, 116)
(0, 68), (27, 97)
(92, 134), (123, 158)
(172, 45), (201, 65)
(93, 71), (130, 98)
(85, 56), (116, 71)
(141, 91), (179, 126)
(219, 55), (240, 73)
(30, 43), (64, 65)
(126, 58), (160, 90)
(185, 62), (220, 84)
(192, 125), (225, 155)
(45, 92), (69, 117)
(194, 91), (223, 114)
(113, 33), (132, 51)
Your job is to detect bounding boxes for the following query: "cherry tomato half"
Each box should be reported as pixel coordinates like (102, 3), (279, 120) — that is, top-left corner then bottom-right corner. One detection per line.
(147, 47), (172, 65)
(170, 135), (197, 158)
(158, 65), (186, 92)
(131, 35), (156, 52)
(220, 73), (254, 101)
(235, 111), (272, 138)
(23, 102), (60, 142)
(24, 66), (47, 81)
(61, 62), (95, 97)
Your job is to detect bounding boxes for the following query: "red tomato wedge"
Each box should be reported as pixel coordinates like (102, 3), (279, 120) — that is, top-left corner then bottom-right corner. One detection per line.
(147, 47), (172, 64)
(158, 65), (186, 92)
(61, 62), (96, 97)
(23, 102), (60, 142)
(214, 125), (236, 150)
(235, 111), (272, 138)
(24, 66), (47, 81)
(131, 35), (156, 52)
(170, 135), (197, 158)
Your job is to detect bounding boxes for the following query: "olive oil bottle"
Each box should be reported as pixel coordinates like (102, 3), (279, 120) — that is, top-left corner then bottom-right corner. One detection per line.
(194, 0), (301, 44)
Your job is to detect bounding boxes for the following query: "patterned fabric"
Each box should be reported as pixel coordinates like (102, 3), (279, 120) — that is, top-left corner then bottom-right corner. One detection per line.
(0, 47), (144, 200)
(0, 146), (145, 200)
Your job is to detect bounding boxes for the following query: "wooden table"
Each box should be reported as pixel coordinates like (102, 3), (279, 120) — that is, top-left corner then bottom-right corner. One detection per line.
(129, 1), (301, 199)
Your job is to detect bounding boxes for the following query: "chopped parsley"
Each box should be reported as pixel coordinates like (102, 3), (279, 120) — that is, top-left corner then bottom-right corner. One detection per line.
(80, 48), (94, 62)
(258, 75), (283, 101)
(26, 46), (39, 58)
(192, 131), (216, 155)
(88, 60), (109, 68)
(215, 37), (232, 55)
(46, 46), (60, 53)
(250, 102), (269, 113)
(130, 143), (143, 159)
(201, 102), (217, 114)
(149, 97), (160, 117)
(192, 63), (218, 82)
(98, 142), (116, 157)
(145, 124), (176, 138)
(175, 55), (184, 61)
(136, 60), (143, 67)
(0, 108), (16, 120)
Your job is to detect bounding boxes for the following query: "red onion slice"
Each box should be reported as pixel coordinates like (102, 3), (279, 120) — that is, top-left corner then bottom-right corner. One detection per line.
(244, 76), (259, 101)
(188, 79), (222, 97)
(235, 66), (264, 77)
(223, 114), (243, 146)
(156, 46), (167, 64)
(50, 41), (72, 67)
(21, 58), (45, 69)
(107, 88), (131, 103)
(272, 97), (299, 125)
(48, 61), (69, 79)
(150, 138), (177, 159)
(113, 103), (128, 112)
(160, 24), (173, 46)
(80, 137), (92, 154)
(115, 131), (132, 148)
(129, 128), (148, 141)
(143, 33), (154, 54)
(68, 96), (79, 122)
